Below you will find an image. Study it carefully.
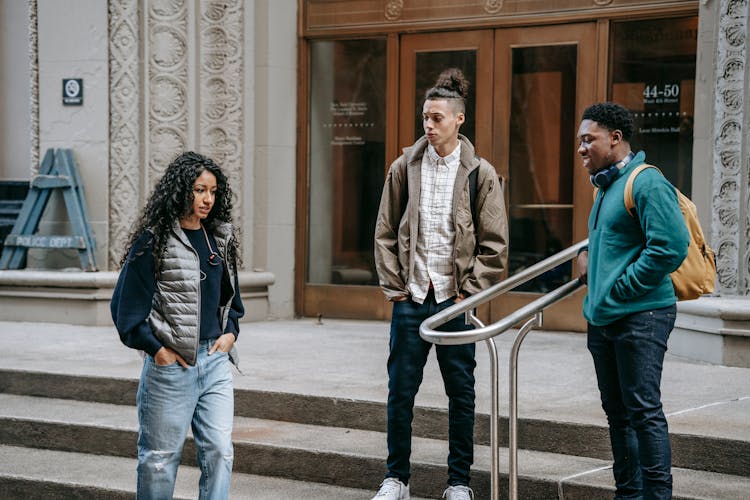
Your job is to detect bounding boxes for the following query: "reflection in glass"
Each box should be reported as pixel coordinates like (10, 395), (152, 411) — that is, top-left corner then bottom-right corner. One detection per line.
(609, 17), (697, 195)
(508, 45), (577, 292)
(413, 50), (477, 145)
(307, 39), (386, 285)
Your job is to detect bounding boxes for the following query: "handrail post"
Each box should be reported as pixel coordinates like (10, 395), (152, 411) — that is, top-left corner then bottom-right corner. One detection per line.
(508, 312), (543, 500)
(468, 310), (499, 500)
(486, 336), (500, 500)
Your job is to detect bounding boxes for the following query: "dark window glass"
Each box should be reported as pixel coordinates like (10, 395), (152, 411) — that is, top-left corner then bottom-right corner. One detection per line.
(508, 45), (577, 292)
(609, 17), (698, 195)
(307, 39), (387, 285)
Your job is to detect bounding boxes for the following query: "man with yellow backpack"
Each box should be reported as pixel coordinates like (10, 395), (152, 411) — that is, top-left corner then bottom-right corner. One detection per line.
(576, 102), (690, 499)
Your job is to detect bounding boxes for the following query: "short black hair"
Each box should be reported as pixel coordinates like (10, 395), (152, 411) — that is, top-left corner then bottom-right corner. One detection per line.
(581, 102), (634, 141)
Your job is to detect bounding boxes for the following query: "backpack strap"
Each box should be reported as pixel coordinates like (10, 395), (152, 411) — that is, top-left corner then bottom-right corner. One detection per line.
(624, 164), (662, 218)
(468, 162), (479, 232)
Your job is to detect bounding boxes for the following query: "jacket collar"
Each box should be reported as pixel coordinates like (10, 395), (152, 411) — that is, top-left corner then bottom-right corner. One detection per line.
(403, 134), (480, 172)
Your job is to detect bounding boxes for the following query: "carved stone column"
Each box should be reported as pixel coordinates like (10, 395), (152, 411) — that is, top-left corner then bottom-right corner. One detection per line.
(709, 0), (750, 295)
(198, 1), (244, 224)
(108, 0), (245, 267)
(108, 0), (141, 267)
(673, 0), (750, 368)
(28, 0), (39, 175)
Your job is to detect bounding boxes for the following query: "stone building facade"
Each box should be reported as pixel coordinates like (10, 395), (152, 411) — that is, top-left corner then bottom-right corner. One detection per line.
(0, 0), (747, 365)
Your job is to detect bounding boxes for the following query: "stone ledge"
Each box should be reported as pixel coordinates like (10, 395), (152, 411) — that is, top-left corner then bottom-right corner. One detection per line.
(0, 269), (274, 326)
(672, 296), (750, 368)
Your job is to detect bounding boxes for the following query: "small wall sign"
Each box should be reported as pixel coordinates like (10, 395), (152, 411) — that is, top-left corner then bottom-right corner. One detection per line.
(62, 78), (83, 105)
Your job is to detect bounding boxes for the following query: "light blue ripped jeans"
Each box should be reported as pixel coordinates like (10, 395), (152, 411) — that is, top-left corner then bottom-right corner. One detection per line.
(136, 339), (234, 500)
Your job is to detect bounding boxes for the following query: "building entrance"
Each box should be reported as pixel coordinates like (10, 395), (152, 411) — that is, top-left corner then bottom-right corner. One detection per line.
(396, 24), (595, 329)
(298, 11), (697, 330)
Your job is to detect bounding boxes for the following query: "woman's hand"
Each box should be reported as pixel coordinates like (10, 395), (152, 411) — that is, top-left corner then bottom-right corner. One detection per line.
(154, 346), (188, 368)
(209, 332), (236, 355)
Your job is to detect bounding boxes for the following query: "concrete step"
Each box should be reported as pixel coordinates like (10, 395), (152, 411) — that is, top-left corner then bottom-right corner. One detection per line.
(0, 445), (414, 500)
(1, 368), (747, 478)
(0, 395), (748, 499)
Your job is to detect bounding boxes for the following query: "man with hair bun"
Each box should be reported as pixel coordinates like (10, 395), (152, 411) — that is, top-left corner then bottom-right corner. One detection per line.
(576, 102), (689, 499)
(373, 68), (508, 500)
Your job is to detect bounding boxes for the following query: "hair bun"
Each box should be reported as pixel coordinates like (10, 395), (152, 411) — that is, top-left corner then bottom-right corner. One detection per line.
(434, 68), (469, 99)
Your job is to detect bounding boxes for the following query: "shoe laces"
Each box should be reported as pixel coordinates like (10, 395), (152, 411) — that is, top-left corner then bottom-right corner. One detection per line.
(375, 478), (405, 496)
(443, 484), (474, 500)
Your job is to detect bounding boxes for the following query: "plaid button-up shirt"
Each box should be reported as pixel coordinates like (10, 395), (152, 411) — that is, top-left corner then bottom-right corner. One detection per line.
(408, 143), (461, 304)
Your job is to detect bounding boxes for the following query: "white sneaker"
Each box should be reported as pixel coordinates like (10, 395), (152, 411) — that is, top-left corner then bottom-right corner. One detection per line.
(442, 484), (474, 500)
(371, 477), (410, 500)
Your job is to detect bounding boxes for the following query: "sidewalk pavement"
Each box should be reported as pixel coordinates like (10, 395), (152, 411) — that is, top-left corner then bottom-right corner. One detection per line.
(1, 318), (748, 442)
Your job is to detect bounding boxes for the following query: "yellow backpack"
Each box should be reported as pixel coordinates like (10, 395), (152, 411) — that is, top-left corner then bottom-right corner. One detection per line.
(624, 164), (716, 301)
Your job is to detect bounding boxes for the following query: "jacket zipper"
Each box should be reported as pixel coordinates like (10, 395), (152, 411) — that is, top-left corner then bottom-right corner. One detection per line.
(192, 246), (201, 366)
(593, 190), (605, 230)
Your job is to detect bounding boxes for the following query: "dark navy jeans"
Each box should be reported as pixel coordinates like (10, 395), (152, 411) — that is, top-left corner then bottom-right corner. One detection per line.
(385, 292), (476, 487)
(587, 304), (676, 500)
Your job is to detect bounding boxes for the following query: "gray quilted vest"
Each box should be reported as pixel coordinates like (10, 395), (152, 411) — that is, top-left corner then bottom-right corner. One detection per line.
(147, 220), (239, 366)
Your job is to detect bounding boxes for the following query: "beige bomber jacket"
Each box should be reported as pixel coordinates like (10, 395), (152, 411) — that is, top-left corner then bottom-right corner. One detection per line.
(374, 134), (509, 301)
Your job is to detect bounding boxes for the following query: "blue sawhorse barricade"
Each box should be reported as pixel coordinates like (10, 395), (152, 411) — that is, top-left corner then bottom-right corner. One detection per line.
(0, 148), (97, 271)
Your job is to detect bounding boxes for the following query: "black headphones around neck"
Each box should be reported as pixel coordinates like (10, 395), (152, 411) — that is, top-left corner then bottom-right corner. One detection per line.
(590, 165), (620, 188)
(589, 152), (635, 188)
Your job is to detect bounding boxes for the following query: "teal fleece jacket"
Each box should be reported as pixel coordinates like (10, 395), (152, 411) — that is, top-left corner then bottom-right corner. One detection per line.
(583, 151), (689, 326)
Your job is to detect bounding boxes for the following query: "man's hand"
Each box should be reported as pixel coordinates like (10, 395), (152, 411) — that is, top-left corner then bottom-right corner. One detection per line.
(577, 250), (588, 285)
(209, 332), (236, 355)
(154, 346), (189, 368)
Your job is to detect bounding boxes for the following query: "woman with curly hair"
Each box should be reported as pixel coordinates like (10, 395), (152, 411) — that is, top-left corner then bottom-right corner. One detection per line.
(111, 151), (244, 499)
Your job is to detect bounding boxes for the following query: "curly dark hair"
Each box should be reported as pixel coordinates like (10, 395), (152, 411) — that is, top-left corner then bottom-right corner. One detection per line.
(121, 151), (240, 271)
(582, 102), (634, 141)
(425, 68), (469, 114)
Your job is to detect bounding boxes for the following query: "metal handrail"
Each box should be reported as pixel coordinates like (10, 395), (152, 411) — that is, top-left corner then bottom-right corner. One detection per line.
(419, 239), (588, 500)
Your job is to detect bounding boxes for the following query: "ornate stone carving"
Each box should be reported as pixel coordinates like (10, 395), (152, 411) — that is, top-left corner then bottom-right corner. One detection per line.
(726, 0), (748, 16)
(28, 0), (39, 175)
(721, 88), (742, 111)
(109, 0), (141, 267)
(151, 26), (187, 69)
(109, 0), (247, 265)
(199, 0), (244, 224)
(147, 0), (189, 185)
(150, 75), (188, 120)
(385, 0), (403, 21)
(717, 240), (738, 289)
(711, 0), (749, 294)
(719, 149), (740, 173)
(725, 23), (746, 47)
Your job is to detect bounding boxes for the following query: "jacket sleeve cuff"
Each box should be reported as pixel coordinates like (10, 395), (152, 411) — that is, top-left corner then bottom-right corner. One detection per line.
(141, 330), (163, 357)
(224, 316), (240, 340)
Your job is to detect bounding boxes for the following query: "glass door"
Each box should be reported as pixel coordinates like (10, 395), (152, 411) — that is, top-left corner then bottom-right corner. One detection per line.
(397, 30), (496, 321)
(301, 38), (391, 319)
(399, 31), (494, 154)
(491, 23), (597, 330)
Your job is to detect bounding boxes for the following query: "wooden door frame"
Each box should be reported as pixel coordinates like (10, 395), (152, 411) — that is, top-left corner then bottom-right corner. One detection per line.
(491, 22), (599, 331)
(398, 30), (495, 156)
(297, 25), (599, 323)
(296, 35), (400, 321)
